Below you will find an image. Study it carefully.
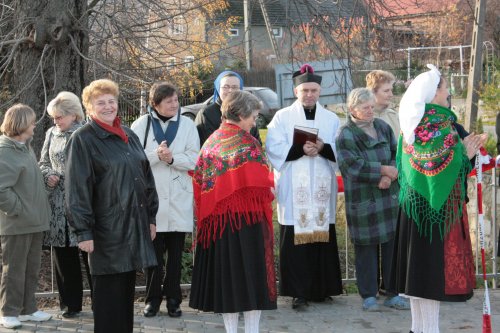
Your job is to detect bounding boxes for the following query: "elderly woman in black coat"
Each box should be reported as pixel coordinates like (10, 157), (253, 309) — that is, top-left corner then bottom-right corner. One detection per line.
(65, 79), (158, 333)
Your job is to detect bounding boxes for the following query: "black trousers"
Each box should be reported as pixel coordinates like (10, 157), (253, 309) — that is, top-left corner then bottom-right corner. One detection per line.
(145, 232), (185, 307)
(92, 271), (135, 333)
(53, 247), (92, 311)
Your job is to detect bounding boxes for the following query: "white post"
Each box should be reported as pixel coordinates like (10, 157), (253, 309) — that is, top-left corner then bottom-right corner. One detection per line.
(459, 45), (464, 90)
(244, 0), (252, 71)
(407, 47), (411, 81)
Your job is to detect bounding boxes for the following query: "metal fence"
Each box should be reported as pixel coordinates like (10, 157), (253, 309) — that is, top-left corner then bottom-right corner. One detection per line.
(117, 90), (214, 127)
(34, 159), (500, 297)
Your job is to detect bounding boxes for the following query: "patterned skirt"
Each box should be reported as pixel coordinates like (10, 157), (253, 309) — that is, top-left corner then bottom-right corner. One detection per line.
(391, 204), (475, 301)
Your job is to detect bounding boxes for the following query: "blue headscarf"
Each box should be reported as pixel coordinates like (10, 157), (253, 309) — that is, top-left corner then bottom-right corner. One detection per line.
(212, 70), (244, 103)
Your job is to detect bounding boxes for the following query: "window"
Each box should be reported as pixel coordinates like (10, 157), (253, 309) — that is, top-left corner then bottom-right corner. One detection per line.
(184, 56), (194, 68)
(272, 27), (282, 38)
(167, 57), (176, 69)
(169, 16), (184, 35)
(229, 28), (239, 37)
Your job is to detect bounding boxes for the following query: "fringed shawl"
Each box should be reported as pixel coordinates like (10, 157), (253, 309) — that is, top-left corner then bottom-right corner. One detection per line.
(398, 104), (471, 241)
(192, 123), (274, 248)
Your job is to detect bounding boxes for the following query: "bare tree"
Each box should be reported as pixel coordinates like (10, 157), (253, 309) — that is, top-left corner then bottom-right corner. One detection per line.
(0, 1), (87, 154)
(236, 0), (495, 74)
(281, 0), (482, 69)
(0, 0), (231, 156)
(1, 0), (496, 155)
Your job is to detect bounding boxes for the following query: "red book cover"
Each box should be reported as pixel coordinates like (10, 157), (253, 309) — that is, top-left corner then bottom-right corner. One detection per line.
(293, 125), (319, 145)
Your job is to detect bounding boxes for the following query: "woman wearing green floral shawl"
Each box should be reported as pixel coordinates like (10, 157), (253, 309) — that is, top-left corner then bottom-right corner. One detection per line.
(391, 64), (487, 333)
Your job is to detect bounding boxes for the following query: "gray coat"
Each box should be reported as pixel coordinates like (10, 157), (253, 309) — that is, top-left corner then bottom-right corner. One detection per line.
(39, 124), (81, 247)
(0, 136), (50, 235)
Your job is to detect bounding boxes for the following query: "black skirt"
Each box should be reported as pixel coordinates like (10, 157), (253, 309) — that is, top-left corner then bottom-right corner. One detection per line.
(390, 208), (474, 302)
(279, 224), (343, 300)
(189, 219), (277, 313)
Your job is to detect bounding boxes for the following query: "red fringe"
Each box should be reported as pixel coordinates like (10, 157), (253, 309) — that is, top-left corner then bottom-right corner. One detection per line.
(196, 187), (273, 249)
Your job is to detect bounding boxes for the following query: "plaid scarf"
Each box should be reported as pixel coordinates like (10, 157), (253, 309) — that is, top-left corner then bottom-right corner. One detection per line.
(398, 104), (470, 240)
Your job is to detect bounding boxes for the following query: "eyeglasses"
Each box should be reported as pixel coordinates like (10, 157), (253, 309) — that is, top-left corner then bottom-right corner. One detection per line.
(220, 85), (240, 91)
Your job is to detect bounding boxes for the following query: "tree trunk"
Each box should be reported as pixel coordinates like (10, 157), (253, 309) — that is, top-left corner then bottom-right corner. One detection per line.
(12, 0), (88, 157)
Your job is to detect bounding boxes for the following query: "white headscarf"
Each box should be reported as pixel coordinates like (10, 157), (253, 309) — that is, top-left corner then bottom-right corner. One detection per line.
(399, 64), (441, 144)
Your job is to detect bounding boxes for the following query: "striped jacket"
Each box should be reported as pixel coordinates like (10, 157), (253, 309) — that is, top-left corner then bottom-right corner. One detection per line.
(336, 118), (399, 245)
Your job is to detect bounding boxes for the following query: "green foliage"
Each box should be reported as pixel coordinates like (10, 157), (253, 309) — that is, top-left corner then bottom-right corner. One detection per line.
(350, 71), (366, 89)
(231, 59), (247, 71)
(259, 129), (267, 148)
(479, 56), (499, 118)
(480, 82), (499, 117)
(393, 81), (406, 96)
(343, 283), (359, 295)
(181, 234), (194, 284)
(483, 134), (497, 157)
(476, 117), (484, 133)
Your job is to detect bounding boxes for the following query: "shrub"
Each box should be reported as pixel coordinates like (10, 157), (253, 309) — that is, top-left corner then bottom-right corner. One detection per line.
(483, 134), (497, 157)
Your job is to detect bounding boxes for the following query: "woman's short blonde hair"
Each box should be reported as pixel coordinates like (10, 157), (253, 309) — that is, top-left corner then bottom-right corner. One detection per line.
(347, 88), (375, 112)
(0, 104), (36, 137)
(47, 91), (85, 122)
(366, 70), (396, 92)
(81, 79), (119, 115)
(221, 90), (261, 122)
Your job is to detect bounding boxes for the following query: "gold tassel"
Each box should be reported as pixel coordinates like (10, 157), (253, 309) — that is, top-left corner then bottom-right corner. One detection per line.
(312, 230), (329, 243)
(294, 231), (329, 245)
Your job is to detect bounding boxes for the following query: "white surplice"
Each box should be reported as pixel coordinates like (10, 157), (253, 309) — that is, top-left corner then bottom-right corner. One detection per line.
(266, 100), (340, 242)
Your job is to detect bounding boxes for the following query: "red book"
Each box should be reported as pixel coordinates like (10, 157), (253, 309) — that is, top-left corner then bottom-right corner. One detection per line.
(293, 125), (319, 145)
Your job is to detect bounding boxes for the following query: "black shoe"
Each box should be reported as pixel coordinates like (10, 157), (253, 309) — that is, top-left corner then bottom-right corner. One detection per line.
(292, 297), (308, 309)
(311, 296), (332, 303)
(143, 303), (159, 317)
(62, 310), (80, 318)
(166, 298), (182, 318)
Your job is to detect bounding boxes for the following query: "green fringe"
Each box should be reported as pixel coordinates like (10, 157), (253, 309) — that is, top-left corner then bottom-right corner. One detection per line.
(397, 150), (471, 242)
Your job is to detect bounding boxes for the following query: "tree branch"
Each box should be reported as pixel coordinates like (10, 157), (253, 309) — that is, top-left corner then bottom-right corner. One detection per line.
(0, 36), (32, 46)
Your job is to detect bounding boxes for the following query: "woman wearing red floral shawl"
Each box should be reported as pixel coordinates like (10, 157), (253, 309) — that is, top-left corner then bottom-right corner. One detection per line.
(391, 65), (487, 333)
(189, 91), (276, 333)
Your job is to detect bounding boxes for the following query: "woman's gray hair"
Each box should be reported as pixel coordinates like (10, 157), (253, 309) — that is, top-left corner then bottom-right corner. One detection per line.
(347, 88), (375, 111)
(47, 91), (85, 122)
(221, 90), (261, 122)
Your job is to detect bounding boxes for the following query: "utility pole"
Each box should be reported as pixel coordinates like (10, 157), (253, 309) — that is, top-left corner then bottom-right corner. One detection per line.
(243, 0), (252, 71)
(464, 0), (487, 132)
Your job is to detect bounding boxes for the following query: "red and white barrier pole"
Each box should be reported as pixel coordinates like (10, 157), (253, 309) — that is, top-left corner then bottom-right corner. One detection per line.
(475, 151), (492, 333)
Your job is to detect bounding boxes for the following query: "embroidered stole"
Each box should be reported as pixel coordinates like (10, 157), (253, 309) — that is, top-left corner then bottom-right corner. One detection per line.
(292, 158), (331, 244)
(289, 103), (333, 245)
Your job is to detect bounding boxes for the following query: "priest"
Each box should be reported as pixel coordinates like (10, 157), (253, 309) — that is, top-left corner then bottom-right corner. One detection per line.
(266, 64), (343, 309)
